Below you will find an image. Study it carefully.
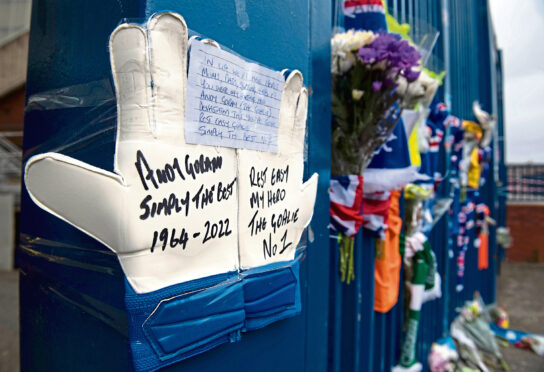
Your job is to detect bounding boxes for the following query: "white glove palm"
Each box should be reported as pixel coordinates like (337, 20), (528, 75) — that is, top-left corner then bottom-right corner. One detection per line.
(24, 13), (239, 293)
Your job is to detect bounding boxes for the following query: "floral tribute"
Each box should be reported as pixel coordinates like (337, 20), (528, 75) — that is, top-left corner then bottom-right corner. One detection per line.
(331, 30), (422, 176)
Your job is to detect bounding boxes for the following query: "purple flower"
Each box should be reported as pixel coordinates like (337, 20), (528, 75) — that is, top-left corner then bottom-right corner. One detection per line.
(403, 68), (421, 82)
(372, 81), (383, 91)
(357, 32), (421, 75)
(358, 47), (378, 64)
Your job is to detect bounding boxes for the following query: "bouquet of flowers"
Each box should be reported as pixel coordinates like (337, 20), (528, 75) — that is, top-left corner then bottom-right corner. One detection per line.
(331, 30), (422, 176)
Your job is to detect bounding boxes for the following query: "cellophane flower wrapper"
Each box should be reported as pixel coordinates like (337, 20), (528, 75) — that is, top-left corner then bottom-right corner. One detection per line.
(384, 8), (444, 111)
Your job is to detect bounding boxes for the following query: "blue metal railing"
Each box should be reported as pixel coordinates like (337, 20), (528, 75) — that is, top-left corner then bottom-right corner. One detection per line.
(328, 1), (503, 371)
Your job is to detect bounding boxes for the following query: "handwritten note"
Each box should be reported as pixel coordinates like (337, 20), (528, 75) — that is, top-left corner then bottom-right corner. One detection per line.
(245, 163), (298, 260)
(185, 40), (283, 152)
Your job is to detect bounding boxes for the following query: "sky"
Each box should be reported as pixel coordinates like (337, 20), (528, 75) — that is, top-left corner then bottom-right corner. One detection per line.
(489, 0), (544, 164)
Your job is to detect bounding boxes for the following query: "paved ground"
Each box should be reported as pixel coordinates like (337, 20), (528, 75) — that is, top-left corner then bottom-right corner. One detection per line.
(0, 271), (18, 372)
(497, 262), (544, 371)
(0, 263), (543, 371)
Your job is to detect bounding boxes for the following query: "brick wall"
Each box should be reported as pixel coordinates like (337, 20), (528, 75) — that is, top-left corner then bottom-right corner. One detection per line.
(0, 31), (28, 147)
(0, 87), (25, 146)
(506, 203), (544, 262)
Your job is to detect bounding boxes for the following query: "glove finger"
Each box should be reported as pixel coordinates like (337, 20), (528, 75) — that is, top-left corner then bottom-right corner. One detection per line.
(293, 87), (308, 153)
(278, 70), (303, 153)
(147, 12), (188, 139)
(25, 153), (124, 252)
(110, 23), (153, 146)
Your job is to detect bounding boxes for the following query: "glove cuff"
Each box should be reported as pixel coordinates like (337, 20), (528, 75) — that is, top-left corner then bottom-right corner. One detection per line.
(125, 272), (244, 372)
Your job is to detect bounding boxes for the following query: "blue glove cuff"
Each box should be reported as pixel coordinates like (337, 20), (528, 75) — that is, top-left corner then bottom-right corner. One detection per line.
(242, 261), (301, 331)
(125, 272), (244, 372)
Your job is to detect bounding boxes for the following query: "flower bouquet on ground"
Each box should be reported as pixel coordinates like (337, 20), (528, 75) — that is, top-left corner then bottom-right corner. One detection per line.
(331, 30), (422, 176)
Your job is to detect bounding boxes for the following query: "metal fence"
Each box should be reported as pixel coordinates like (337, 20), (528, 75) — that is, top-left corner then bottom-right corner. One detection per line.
(18, 0), (504, 370)
(507, 164), (544, 202)
(0, 131), (22, 194)
(328, 1), (504, 371)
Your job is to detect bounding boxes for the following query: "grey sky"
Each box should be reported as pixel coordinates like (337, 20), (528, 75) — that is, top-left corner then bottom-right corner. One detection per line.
(489, 0), (544, 163)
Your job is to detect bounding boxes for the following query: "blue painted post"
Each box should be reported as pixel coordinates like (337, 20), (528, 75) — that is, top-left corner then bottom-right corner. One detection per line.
(358, 233), (376, 372)
(495, 50), (507, 266)
(328, 237), (344, 372)
(20, 1), (331, 371)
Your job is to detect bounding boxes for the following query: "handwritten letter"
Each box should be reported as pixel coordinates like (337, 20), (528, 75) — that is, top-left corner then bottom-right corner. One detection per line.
(185, 40), (283, 152)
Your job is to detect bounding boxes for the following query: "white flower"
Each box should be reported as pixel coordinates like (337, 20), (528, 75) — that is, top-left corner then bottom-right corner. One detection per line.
(345, 30), (376, 51)
(396, 76), (408, 96)
(332, 51), (356, 74)
(331, 30), (376, 74)
(331, 56), (341, 75)
(331, 34), (349, 58)
(352, 89), (364, 100)
(331, 30), (375, 53)
(406, 79), (425, 100)
(424, 80), (439, 103)
(339, 53), (356, 73)
(331, 35), (350, 74)
(417, 70), (439, 104)
(398, 69), (440, 107)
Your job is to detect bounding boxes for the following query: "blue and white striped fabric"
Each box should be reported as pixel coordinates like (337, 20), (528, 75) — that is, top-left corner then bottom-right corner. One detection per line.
(343, 0), (387, 32)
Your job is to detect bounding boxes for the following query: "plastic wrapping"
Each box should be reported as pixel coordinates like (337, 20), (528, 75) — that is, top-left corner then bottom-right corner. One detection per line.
(21, 12), (315, 372)
(404, 17), (439, 70)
